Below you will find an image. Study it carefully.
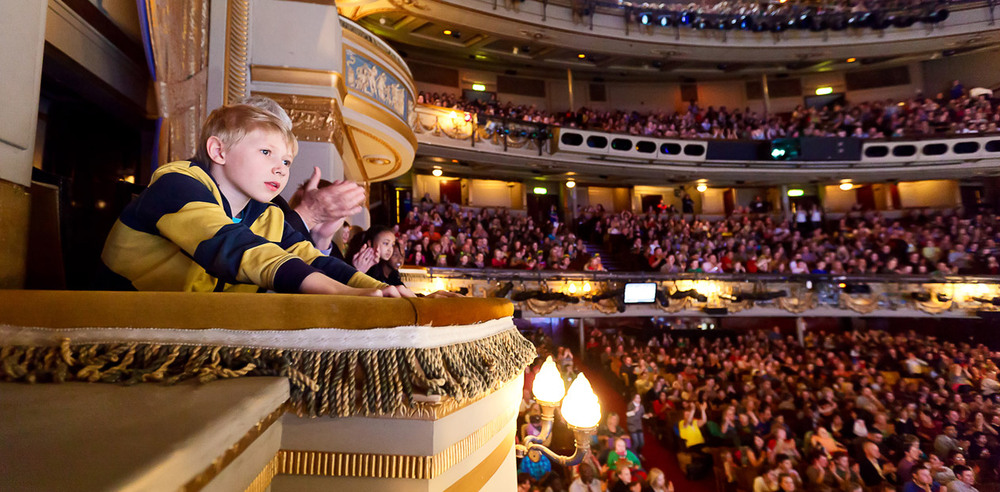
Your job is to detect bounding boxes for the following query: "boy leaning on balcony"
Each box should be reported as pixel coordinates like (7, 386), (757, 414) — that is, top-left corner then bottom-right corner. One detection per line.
(101, 103), (403, 297)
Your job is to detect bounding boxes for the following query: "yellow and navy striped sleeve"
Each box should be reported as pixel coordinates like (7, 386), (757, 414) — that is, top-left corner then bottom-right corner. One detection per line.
(102, 161), (370, 293)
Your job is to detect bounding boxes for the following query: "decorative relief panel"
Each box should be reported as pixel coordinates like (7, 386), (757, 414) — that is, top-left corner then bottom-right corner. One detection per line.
(345, 50), (410, 121)
(254, 92), (345, 152)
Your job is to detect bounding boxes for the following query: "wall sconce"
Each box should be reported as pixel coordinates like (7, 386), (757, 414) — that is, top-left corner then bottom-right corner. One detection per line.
(517, 357), (601, 466)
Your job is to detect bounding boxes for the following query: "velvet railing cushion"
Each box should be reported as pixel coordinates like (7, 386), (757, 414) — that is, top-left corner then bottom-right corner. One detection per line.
(0, 291), (513, 331)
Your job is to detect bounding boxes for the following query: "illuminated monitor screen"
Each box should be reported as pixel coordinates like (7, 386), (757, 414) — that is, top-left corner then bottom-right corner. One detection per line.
(623, 282), (657, 304)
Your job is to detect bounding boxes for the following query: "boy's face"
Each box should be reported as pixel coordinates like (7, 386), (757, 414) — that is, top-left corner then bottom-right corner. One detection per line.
(212, 127), (293, 205)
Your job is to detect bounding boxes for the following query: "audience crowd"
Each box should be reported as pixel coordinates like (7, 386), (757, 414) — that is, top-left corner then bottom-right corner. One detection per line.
(590, 324), (1000, 491)
(391, 198), (1000, 276)
(418, 80), (997, 141)
(515, 320), (1000, 492)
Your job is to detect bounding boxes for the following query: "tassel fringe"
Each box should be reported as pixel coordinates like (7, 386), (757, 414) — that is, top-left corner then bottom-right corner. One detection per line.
(0, 328), (537, 419)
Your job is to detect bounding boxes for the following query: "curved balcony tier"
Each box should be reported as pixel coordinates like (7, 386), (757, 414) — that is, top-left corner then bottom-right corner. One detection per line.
(348, 0), (996, 79)
(413, 104), (1000, 184)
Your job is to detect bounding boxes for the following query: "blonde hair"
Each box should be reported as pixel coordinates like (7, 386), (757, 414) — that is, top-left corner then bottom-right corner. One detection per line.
(196, 104), (298, 166)
(647, 468), (665, 488)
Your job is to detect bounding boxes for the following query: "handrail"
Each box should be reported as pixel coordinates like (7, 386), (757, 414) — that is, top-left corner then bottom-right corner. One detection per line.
(339, 16), (412, 80)
(407, 267), (1000, 285)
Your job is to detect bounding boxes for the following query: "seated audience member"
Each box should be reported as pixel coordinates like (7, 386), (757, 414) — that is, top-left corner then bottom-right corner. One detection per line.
(609, 466), (634, 492)
(607, 437), (640, 471)
(101, 103), (401, 297)
(778, 473), (801, 492)
(569, 462), (602, 492)
(518, 448), (552, 481)
(948, 465), (978, 492)
(775, 454), (803, 489)
(754, 467), (781, 492)
(804, 452), (834, 492)
(517, 473), (533, 492)
(646, 467), (674, 492)
(903, 465), (941, 492)
(859, 442), (887, 488)
(359, 226), (410, 292)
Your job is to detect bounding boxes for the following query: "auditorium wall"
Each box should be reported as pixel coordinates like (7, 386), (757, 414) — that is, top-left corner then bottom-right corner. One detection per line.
(468, 179), (523, 208)
(922, 48), (1000, 98)
(823, 185), (858, 212)
(897, 180), (960, 209)
(413, 51), (990, 116)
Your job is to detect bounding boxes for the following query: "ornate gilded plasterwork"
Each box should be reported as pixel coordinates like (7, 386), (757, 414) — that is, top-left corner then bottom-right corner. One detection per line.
(345, 50), (410, 121)
(277, 407), (516, 480)
(250, 65), (347, 99)
(224, 0), (250, 104)
(348, 126), (402, 181)
(253, 92), (345, 153)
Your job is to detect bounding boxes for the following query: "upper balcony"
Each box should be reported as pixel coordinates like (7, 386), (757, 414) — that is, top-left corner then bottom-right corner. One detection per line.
(412, 104), (1000, 185)
(345, 0), (997, 82)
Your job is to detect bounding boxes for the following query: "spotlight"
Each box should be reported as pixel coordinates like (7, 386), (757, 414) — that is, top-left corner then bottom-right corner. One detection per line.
(808, 16), (827, 31)
(658, 15), (672, 27)
(566, 180), (576, 189)
(870, 12), (891, 29)
(828, 14), (848, 30)
(840, 283), (871, 294)
(739, 15), (753, 30)
(432, 168), (443, 177)
(696, 183), (708, 193)
(847, 12), (870, 28)
(891, 14), (917, 28)
(924, 8), (949, 23)
(679, 11), (693, 25)
(640, 12), (651, 25)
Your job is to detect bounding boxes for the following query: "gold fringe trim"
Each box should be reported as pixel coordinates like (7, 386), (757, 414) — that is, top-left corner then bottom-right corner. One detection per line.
(0, 329), (536, 419)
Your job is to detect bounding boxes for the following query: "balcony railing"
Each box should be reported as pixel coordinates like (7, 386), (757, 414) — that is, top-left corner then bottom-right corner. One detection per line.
(402, 267), (1000, 318)
(414, 104), (1000, 169)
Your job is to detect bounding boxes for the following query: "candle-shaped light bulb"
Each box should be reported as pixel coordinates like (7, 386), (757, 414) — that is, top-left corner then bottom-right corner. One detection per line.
(561, 373), (601, 429)
(532, 356), (566, 404)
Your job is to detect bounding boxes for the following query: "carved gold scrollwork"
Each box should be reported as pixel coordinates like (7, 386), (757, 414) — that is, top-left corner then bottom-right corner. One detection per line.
(224, 0), (250, 104)
(252, 92), (345, 152)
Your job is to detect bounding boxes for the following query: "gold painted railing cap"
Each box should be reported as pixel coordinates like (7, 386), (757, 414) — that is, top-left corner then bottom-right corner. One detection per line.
(0, 290), (513, 331)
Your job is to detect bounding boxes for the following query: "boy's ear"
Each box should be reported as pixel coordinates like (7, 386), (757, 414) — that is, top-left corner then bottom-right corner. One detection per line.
(206, 136), (226, 164)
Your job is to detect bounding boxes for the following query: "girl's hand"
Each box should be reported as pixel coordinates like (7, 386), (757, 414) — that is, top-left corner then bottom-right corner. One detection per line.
(353, 244), (377, 273)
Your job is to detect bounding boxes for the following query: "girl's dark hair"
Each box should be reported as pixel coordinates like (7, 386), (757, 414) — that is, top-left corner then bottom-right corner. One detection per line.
(346, 225), (394, 266)
(364, 225), (394, 246)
